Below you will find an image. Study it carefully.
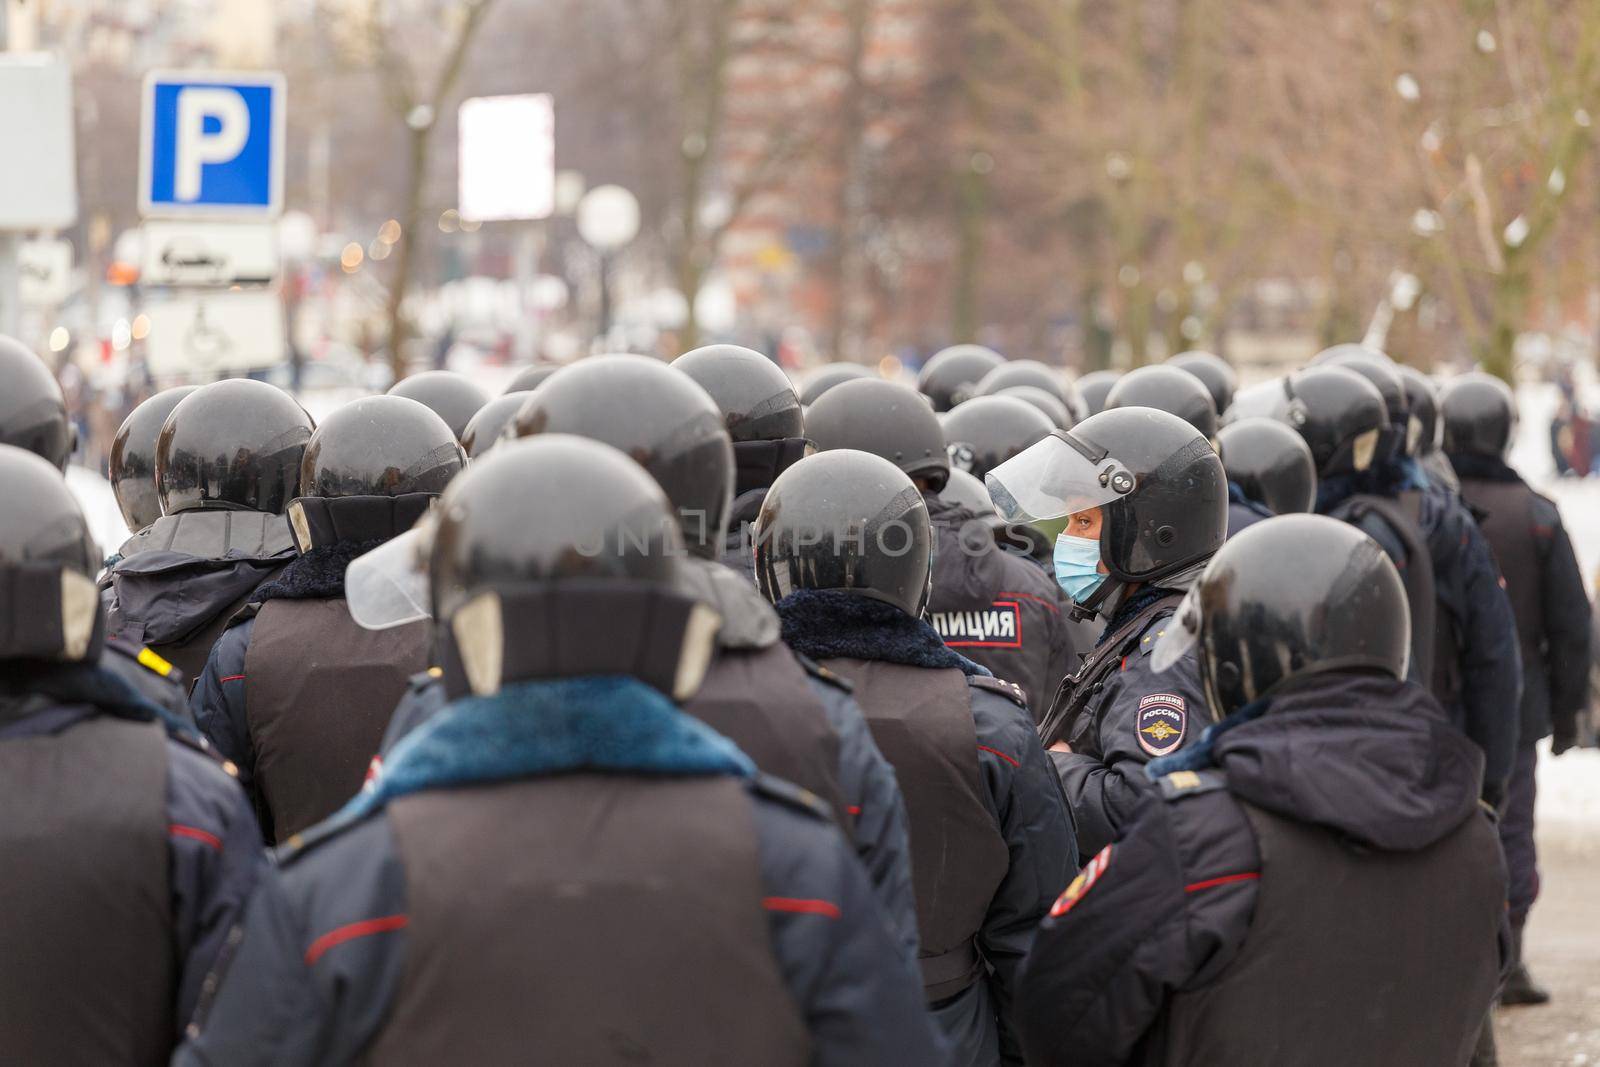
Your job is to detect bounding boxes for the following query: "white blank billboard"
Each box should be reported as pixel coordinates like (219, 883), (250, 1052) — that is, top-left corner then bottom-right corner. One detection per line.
(458, 94), (555, 223)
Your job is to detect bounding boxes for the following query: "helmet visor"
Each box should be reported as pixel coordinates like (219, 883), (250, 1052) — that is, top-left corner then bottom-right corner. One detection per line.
(345, 525), (433, 630)
(985, 431), (1138, 524)
(1151, 584), (1202, 674)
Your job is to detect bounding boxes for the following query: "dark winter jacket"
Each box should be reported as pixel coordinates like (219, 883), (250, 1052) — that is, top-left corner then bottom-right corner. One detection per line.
(1016, 672), (1509, 1067)
(924, 492), (1081, 722)
(1224, 481), (1273, 539)
(174, 676), (942, 1066)
(0, 664), (262, 1060)
(102, 511), (295, 687)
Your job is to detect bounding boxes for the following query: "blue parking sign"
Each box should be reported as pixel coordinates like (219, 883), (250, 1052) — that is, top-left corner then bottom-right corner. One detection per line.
(140, 71), (285, 217)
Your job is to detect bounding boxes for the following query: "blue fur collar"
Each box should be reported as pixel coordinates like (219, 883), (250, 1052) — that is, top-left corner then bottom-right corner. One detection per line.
(332, 676), (754, 824)
(774, 588), (991, 676)
(1145, 698), (1269, 778)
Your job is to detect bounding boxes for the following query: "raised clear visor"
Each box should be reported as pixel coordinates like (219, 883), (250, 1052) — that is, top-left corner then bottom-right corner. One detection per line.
(985, 430), (1136, 524)
(345, 527), (432, 630)
(1151, 585), (1202, 673)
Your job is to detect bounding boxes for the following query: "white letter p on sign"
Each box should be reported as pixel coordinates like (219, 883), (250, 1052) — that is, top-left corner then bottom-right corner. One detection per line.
(175, 88), (250, 202)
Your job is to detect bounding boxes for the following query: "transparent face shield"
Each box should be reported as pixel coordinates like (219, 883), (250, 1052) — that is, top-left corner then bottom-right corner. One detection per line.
(984, 430), (1138, 525)
(1151, 584), (1202, 674)
(344, 514), (436, 630)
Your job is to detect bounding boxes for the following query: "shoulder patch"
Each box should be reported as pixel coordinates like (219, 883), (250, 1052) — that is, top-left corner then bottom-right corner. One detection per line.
(1135, 692), (1187, 756)
(793, 653), (854, 693)
(968, 674), (1028, 709)
(1158, 767), (1228, 801)
(1137, 621), (1175, 657)
(748, 771), (835, 823)
(1048, 844), (1112, 918)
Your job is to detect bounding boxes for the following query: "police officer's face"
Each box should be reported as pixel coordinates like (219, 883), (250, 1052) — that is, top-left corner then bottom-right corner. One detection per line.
(1066, 507), (1109, 574)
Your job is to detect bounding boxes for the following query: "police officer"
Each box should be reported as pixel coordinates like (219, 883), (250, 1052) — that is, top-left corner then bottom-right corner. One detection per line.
(502, 361), (564, 394)
(1397, 363), (1460, 493)
(103, 378), (313, 687)
(1444, 373), (1592, 1005)
(1216, 417), (1317, 537)
(997, 385), (1075, 430)
(1075, 370), (1121, 418)
(1168, 350), (1238, 416)
(109, 385), (198, 535)
(943, 394), (1056, 480)
(987, 408), (1225, 856)
(176, 437), (939, 1065)
(918, 343), (1006, 411)
(1105, 363), (1219, 440)
(189, 396), (464, 843)
(798, 361), (874, 406)
(808, 377), (1079, 723)
(387, 369), (489, 442)
(0, 444), (262, 1062)
(974, 359), (1085, 422)
(756, 448), (1076, 1065)
(459, 390), (533, 459)
(673, 344), (810, 578)
(1014, 515), (1507, 1067)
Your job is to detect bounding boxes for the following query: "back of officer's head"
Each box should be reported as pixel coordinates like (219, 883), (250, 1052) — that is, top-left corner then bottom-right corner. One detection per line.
(1217, 417), (1317, 515)
(673, 344), (807, 496)
(942, 394), (1055, 481)
(1167, 351), (1237, 416)
(1315, 347), (1409, 459)
(806, 377), (949, 491)
(753, 449), (933, 618)
(286, 395), (464, 553)
(1395, 365), (1443, 457)
(1075, 370), (1121, 417)
(1440, 373), (1517, 459)
(1106, 364), (1219, 440)
(386, 370), (489, 444)
(111, 386), (197, 533)
(0, 335), (74, 471)
(427, 435), (716, 700)
(461, 391), (532, 460)
(1277, 366), (1387, 478)
(0, 444), (103, 665)
(1162, 514), (1409, 720)
(157, 378), (315, 516)
(511, 354), (734, 560)
(917, 344), (1004, 412)
(973, 359), (1081, 418)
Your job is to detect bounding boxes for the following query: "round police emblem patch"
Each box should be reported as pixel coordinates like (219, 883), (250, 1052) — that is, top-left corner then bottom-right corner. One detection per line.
(1049, 844), (1112, 918)
(1136, 693), (1187, 757)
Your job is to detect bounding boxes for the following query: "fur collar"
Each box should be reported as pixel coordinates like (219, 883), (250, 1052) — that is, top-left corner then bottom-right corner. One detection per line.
(774, 588), (991, 676)
(248, 539), (384, 604)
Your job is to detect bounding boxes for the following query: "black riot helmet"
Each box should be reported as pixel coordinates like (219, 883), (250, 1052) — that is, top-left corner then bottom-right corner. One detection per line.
(974, 359), (1078, 413)
(674, 344), (807, 496)
(1154, 514), (1410, 721)
(428, 435), (716, 701)
(797, 362), (873, 406)
(916, 344), (1005, 411)
(460, 392), (532, 460)
(1217, 417), (1317, 515)
(288, 395), (463, 552)
(1312, 342), (1394, 368)
(1168, 351), (1238, 415)
(942, 395), (1054, 481)
(988, 408), (1227, 617)
(1076, 370), (1121, 417)
(110, 385), (198, 532)
(807, 377), (949, 491)
(1106, 364), (1219, 439)
(0, 445), (103, 663)
(1277, 367), (1387, 478)
(0, 336), (73, 470)
(512, 354), (734, 559)
(387, 371), (490, 442)
(1396, 365), (1442, 456)
(1318, 350), (1408, 459)
(997, 385), (1074, 430)
(503, 362), (564, 395)
(754, 449), (933, 618)
(1440, 373), (1517, 459)
(157, 378), (314, 515)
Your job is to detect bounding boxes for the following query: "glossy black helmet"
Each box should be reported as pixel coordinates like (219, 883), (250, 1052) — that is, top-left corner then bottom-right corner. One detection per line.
(460, 392), (533, 460)
(1155, 514), (1409, 720)
(1217, 417), (1317, 515)
(1168, 351), (1238, 415)
(797, 362), (873, 406)
(157, 379), (314, 515)
(1278, 367), (1387, 477)
(754, 449), (933, 618)
(1440, 372), (1517, 459)
(0, 336), (73, 470)
(807, 377), (949, 491)
(916, 344), (1004, 411)
(428, 435), (715, 700)
(1106, 364), (1219, 439)
(512, 354), (733, 559)
(110, 386), (198, 532)
(997, 385), (1074, 430)
(974, 359), (1078, 413)
(988, 407), (1226, 615)
(0, 444), (103, 662)
(1075, 370), (1121, 417)
(942, 395), (1054, 481)
(1317, 349), (1408, 459)
(1395, 365), (1441, 456)
(675, 344), (807, 496)
(387, 371), (490, 442)
(502, 362), (564, 394)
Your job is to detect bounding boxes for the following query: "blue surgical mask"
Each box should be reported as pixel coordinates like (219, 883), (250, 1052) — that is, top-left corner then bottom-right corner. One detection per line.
(1053, 533), (1107, 603)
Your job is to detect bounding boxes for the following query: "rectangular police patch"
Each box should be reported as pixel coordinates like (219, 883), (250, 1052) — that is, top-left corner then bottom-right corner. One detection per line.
(931, 600), (1022, 649)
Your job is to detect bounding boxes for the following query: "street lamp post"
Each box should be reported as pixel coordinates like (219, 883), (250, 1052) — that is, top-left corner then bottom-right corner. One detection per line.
(576, 184), (640, 346)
